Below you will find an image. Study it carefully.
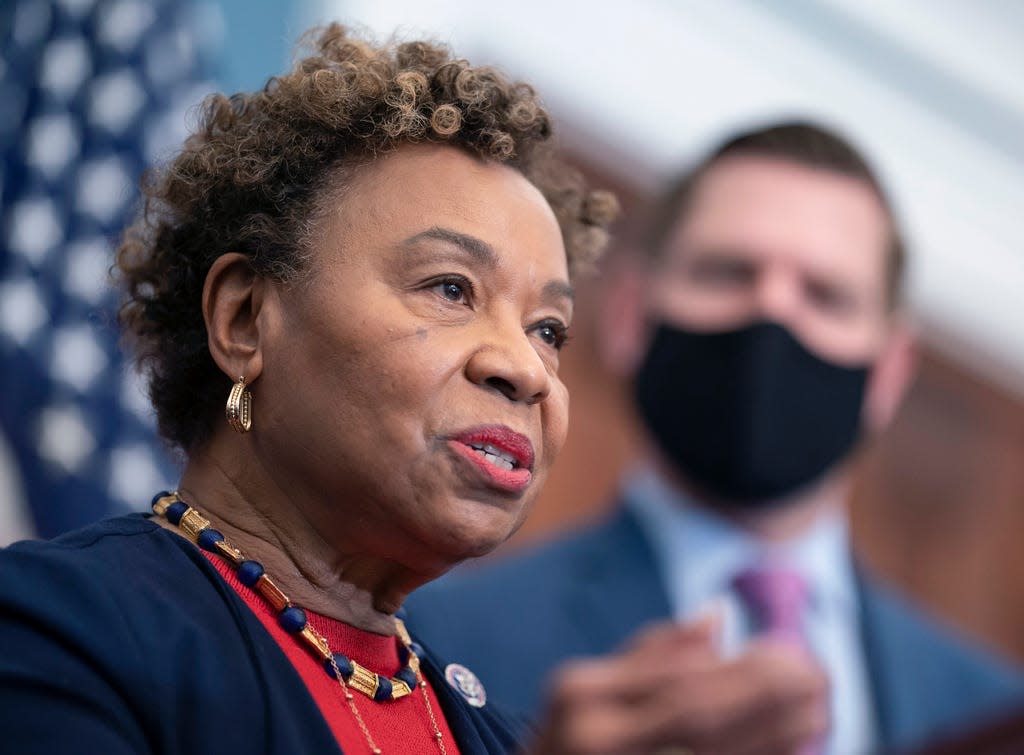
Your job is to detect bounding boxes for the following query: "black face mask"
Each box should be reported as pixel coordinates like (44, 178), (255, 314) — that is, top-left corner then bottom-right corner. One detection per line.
(633, 320), (870, 506)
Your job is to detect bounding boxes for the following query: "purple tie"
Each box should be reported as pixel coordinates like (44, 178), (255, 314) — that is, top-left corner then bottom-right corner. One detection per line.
(732, 566), (809, 642)
(734, 567), (824, 754)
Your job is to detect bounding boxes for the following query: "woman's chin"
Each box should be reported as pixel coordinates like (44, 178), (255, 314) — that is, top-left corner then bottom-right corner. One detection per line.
(431, 501), (529, 561)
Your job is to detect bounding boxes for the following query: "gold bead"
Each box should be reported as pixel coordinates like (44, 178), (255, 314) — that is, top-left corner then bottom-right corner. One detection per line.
(345, 692), (353, 700)
(420, 680), (427, 688)
(435, 732), (443, 740)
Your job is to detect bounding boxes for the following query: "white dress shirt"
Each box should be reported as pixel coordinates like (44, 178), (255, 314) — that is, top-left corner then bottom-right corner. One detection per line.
(624, 464), (877, 755)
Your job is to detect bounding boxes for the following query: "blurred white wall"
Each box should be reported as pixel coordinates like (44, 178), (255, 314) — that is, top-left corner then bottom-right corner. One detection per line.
(312, 0), (1024, 398)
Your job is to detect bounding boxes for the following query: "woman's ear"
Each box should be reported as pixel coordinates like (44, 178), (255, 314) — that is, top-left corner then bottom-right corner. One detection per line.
(203, 253), (268, 382)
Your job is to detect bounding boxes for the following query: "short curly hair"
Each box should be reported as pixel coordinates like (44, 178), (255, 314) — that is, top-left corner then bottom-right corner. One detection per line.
(116, 24), (617, 454)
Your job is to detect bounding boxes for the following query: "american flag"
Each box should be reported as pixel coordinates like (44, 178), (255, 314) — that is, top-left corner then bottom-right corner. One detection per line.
(0, 0), (220, 539)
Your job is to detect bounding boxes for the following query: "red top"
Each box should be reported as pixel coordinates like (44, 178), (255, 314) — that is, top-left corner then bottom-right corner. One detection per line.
(206, 555), (460, 755)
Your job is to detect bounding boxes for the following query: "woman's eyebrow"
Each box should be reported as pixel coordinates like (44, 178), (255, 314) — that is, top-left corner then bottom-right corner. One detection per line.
(402, 227), (496, 267)
(402, 227), (572, 304)
(543, 280), (575, 305)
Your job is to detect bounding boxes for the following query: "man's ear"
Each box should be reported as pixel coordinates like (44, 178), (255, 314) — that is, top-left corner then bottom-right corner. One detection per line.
(863, 317), (918, 433)
(203, 253), (267, 383)
(595, 253), (650, 378)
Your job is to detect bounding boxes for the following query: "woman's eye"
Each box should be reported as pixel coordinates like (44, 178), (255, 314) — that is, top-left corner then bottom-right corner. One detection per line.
(534, 321), (569, 350)
(429, 278), (470, 304)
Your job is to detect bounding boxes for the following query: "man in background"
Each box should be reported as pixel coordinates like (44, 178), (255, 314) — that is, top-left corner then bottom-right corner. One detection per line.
(407, 122), (1024, 753)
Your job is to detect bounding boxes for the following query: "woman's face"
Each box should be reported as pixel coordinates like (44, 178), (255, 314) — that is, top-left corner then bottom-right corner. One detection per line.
(256, 144), (572, 571)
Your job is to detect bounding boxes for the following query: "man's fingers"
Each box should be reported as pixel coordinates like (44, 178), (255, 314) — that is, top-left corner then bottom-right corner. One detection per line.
(534, 630), (830, 755)
(546, 622), (722, 706)
(608, 638), (828, 753)
(715, 640), (831, 755)
(621, 617), (722, 655)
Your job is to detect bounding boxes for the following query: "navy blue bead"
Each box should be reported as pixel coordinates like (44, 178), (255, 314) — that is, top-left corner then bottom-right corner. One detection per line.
(197, 528), (225, 551)
(332, 653), (353, 678)
(237, 560), (264, 587)
(374, 676), (393, 701)
(395, 667), (417, 689)
(323, 658), (337, 678)
(409, 642), (424, 658)
(165, 501), (188, 525)
(278, 606), (306, 633)
(397, 644), (410, 664)
(151, 491), (172, 508)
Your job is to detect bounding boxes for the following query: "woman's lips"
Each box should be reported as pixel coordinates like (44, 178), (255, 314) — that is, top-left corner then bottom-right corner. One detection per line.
(449, 426), (535, 494)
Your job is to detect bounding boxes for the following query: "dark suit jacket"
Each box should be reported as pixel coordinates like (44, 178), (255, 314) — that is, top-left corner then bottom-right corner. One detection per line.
(406, 507), (1024, 753)
(0, 515), (525, 754)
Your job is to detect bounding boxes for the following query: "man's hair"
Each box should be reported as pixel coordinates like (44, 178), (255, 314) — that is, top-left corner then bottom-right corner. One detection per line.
(644, 121), (905, 307)
(115, 24), (617, 453)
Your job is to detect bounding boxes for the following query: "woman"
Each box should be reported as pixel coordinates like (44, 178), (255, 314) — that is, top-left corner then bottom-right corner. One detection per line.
(0, 24), (614, 754)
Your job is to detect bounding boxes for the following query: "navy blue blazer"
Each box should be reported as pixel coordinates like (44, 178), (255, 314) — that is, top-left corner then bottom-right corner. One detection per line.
(0, 515), (525, 754)
(406, 507), (1024, 753)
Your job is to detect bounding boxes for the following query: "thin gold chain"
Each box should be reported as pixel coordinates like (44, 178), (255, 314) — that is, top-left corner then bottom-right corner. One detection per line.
(328, 652), (383, 755)
(318, 623), (446, 755)
(417, 669), (449, 755)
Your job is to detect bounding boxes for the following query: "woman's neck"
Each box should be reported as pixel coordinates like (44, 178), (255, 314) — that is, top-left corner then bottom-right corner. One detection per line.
(170, 437), (412, 636)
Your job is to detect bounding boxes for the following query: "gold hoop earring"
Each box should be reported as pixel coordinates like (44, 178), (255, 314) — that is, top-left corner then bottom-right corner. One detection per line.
(225, 376), (252, 433)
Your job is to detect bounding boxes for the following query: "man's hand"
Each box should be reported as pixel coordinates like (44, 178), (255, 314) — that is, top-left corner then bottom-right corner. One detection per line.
(529, 619), (829, 755)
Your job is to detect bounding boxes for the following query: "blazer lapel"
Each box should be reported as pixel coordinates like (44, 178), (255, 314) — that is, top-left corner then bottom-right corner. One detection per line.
(566, 505), (674, 654)
(855, 566), (899, 752)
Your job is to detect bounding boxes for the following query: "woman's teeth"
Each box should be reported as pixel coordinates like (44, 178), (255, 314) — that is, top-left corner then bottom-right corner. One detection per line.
(468, 442), (517, 471)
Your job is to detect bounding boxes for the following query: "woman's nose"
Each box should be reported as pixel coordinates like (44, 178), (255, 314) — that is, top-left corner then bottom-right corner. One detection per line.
(465, 325), (551, 405)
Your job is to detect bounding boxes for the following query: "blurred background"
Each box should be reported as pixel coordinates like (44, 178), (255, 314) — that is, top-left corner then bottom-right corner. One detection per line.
(2, 0), (1022, 664)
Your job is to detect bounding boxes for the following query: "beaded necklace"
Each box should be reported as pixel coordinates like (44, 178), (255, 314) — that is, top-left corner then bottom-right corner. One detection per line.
(151, 491), (447, 755)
